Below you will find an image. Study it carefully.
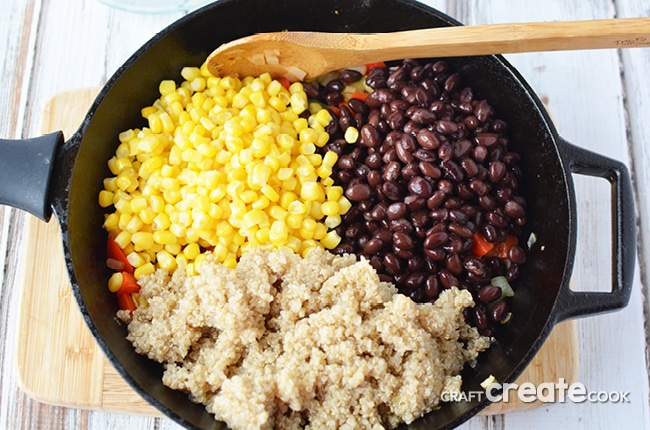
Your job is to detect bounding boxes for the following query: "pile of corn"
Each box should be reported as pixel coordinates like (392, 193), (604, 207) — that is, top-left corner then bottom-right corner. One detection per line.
(99, 63), (350, 279)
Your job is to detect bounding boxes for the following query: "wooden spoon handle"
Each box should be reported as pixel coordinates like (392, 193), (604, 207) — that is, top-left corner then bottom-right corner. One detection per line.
(324, 17), (650, 68)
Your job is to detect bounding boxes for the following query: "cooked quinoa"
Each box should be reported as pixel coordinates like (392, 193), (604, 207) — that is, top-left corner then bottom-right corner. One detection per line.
(118, 247), (490, 429)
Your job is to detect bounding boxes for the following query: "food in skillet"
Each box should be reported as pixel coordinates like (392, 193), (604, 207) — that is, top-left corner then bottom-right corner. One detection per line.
(99, 58), (526, 429)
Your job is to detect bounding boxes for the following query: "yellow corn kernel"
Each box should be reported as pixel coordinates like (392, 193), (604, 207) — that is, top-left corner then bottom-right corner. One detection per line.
(338, 196), (352, 214)
(114, 231), (132, 249)
(325, 186), (344, 201)
(126, 216), (144, 233)
(286, 213), (303, 230)
(153, 212), (171, 231)
(108, 272), (124, 293)
(182, 242), (201, 260)
(321, 230), (342, 249)
(159, 80), (176, 96)
(268, 205), (287, 220)
(99, 190), (114, 208)
(126, 251), (148, 268)
(156, 250), (177, 271)
(322, 151), (338, 169)
(134, 262), (155, 279)
(130, 196), (147, 213)
(321, 201), (340, 217)
(316, 165), (332, 179)
(153, 230), (177, 245)
(287, 200), (307, 215)
(300, 182), (324, 202)
(269, 220), (289, 244)
(279, 191), (297, 209)
(344, 126), (359, 144)
(313, 222), (328, 240)
(223, 256), (237, 269)
(300, 241), (318, 258)
(285, 235), (302, 253)
(132, 231), (154, 251)
(324, 215), (342, 229)
(321, 176), (334, 187)
(314, 109), (333, 127)
(103, 213), (119, 231)
(260, 185), (280, 202)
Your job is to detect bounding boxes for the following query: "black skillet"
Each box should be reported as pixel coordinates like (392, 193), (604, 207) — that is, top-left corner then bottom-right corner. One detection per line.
(0, 0), (636, 428)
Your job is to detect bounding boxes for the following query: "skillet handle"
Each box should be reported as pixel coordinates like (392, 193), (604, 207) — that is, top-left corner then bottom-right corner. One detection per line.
(0, 132), (64, 222)
(553, 139), (636, 322)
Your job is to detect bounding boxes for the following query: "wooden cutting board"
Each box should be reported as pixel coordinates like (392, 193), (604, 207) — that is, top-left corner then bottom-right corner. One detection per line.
(14, 88), (578, 418)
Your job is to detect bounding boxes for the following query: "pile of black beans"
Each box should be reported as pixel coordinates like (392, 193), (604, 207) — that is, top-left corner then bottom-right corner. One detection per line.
(307, 59), (527, 336)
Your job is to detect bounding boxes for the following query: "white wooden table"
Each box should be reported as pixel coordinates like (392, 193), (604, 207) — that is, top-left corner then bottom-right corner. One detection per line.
(1, 0), (648, 429)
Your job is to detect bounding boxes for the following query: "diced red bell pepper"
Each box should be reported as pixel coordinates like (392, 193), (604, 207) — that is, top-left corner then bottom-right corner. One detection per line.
(106, 236), (134, 273)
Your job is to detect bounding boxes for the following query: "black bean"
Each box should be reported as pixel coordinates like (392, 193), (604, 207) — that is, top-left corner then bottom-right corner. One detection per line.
(424, 275), (440, 299)
(439, 269), (459, 289)
(436, 119), (459, 135)
(419, 161), (441, 179)
(360, 124), (381, 148)
(473, 306), (489, 330)
(382, 180), (404, 200)
(427, 191), (447, 209)
(469, 179), (490, 196)
(339, 68), (363, 83)
(440, 159), (464, 182)
(416, 128), (440, 150)
(445, 254), (463, 275)
(396, 141), (415, 164)
(365, 153), (383, 169)
(404, 195), (426, 211)
(401, 162), (419, 181)
(508, 245), (527, 264)
(345, 183), (373, 201)
(444, 73), (462, 93)
(383, 252), (402, 274)
(448, 223), (473, 238)
(386, 202), (407, 220)
(490, 301), (509, 322)
(363, 238), (384, 255)
(475, 133), (500, 148)
(408, 176), (433, 197)
(486, 210), (508, 228)
(393, 232), (415, 249)
(478, 285), (502, 303)
(383, 161), (401, 181)
(453, 139), (473, 158)
(505, 200), (526, 219)
(368, 202), (387, 219)
(413, 148), (437, 163)
(424, 232), (449, 249)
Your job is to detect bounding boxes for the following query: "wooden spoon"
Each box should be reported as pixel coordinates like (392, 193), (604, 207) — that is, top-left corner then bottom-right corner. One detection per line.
(206, 17), (650, 80)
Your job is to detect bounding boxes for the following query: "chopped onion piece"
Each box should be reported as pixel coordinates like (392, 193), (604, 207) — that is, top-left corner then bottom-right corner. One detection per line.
(527, 232), (537, 249)
(285, 65), (307, 81)
(263, 49), (279, 65)
(250, 53), (265, 66)
(106, 258), (126, 271)
(491, 276), (515, 300)
(480, 374), (497, 390)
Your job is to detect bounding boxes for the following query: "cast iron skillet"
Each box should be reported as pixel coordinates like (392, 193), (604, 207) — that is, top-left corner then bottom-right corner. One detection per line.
(0, 0), (636, 428)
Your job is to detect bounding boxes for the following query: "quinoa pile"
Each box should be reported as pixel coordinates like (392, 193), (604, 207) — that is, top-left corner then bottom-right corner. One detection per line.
(118, 247), (490, 429)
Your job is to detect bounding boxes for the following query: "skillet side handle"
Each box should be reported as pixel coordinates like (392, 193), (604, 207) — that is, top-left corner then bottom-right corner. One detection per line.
(554, 139), (636, 322)
(0, 132), (64, 222)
